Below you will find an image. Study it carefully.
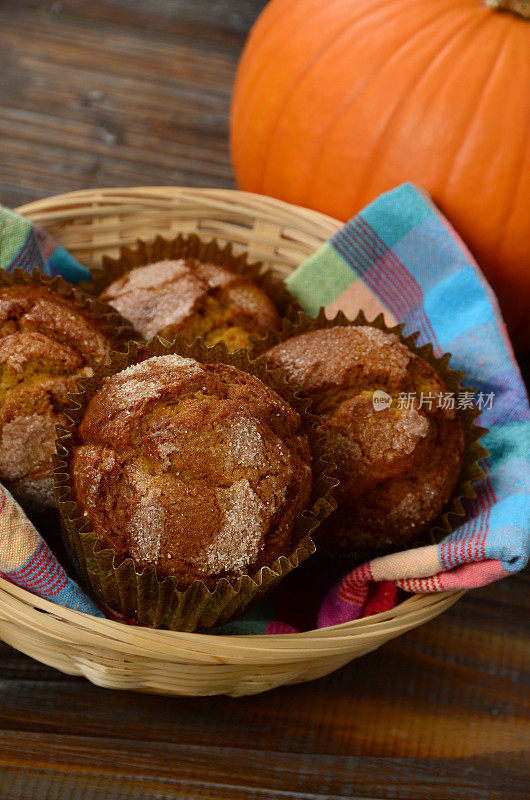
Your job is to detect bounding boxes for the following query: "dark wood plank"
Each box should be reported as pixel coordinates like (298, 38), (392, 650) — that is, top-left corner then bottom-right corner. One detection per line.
(0, 737), (526, 800)
(0, 2), (528, 799)
(0, 0), (267, 207)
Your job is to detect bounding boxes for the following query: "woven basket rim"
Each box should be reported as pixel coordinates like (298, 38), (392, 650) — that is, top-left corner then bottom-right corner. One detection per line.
(16, 186), (343, 230)
(0, 575), (463, 648)
(0, 186), (465, 667)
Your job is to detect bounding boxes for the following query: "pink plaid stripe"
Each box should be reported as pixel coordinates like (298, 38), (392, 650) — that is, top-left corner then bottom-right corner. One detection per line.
(334, 218), (441, 350)
(266, 621), (298, 634)
(440, 466), (495, 569)
(9, 539), (68, 595)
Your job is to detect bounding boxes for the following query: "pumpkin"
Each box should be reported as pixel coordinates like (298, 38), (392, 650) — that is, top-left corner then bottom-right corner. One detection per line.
(231, 0), (530, 349)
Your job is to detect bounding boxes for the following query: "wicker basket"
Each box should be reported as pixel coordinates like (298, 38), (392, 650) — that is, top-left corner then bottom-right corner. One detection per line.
(0, 187), (464, 697)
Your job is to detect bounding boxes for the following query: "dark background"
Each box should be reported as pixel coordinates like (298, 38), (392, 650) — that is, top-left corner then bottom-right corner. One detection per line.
(0, 2), (528, 799)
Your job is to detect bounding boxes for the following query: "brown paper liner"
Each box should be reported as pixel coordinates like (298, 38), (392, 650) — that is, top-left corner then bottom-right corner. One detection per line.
(53, 335), (338, 631)
(80, 233), (301, 339)
(0, 267), (137, 350)
(251, 308), (489, 560)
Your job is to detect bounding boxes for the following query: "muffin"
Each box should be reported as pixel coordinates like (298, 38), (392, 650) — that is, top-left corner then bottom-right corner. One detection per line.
(68, 353), (312, 588)
(266, 325), (465, 558)
(99, 258), (282, 350)
(0, 279), (128, 509)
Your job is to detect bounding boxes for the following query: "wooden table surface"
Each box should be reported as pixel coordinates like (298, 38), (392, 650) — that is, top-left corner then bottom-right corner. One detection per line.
(0, 2), (528, 799)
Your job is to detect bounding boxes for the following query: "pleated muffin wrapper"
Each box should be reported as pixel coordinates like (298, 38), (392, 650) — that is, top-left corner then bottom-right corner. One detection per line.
(53, 335), (338, 631)
(0, 267), (138, 350)
(80, 232), (301, 339)
(251, 308), (490, 559)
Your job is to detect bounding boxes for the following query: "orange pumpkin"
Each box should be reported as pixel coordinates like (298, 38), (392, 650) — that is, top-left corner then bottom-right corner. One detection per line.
(231, 0), (530, 349)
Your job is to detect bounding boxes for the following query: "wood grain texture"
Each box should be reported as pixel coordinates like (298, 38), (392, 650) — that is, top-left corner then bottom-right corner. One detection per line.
(0, 0), (266, 207)
(0, 2), (529, 799)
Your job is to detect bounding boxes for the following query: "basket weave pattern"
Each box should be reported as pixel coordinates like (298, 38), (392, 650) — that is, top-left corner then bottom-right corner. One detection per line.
(0, 188), (463, 697)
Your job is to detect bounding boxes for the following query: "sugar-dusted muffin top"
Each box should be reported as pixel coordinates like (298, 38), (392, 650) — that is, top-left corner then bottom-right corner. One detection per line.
(266, 325), (465, 558)
(100, 259), (281, 350)
(70, 354), (312, 587)
(0, 284), (114, 509)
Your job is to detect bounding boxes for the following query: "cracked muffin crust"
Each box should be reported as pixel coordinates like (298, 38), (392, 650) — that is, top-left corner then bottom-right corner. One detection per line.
(0, 283), (116, 509)
(69, 354), (312, 588)
(265, 325), (465, 558)
(99, 259), (281, 350)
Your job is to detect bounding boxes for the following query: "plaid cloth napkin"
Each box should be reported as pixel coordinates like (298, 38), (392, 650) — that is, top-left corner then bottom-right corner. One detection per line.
(286, 183), (530, 627)
(0, 186), (528, 633)
(0, 207), (101, 615)
(0, 205), (91, 283)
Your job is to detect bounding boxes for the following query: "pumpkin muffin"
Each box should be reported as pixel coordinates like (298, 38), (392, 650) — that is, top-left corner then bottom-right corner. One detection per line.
(99, 259), (281, 350)
(69, 353), (312, 588)
(0, 282), (120, 509)
(265, 325), (465, 558)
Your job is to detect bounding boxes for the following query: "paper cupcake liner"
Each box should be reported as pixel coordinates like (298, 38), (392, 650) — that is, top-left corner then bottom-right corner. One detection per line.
(0, 267), (138, 351)
(80, 232), (301, 340)
(251, 308), (489, 560)
(53, 335), (338, 631)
